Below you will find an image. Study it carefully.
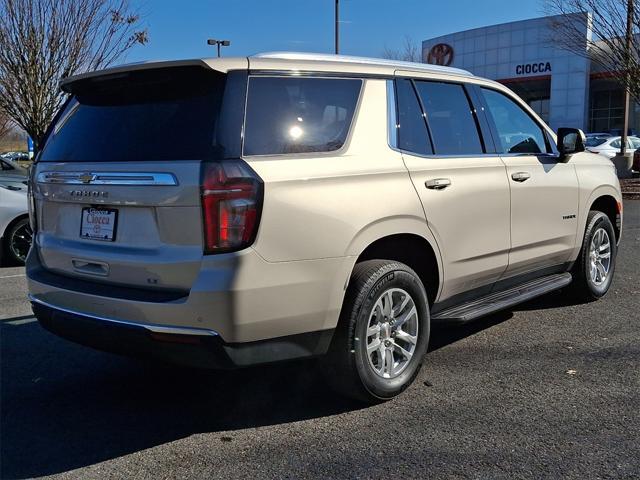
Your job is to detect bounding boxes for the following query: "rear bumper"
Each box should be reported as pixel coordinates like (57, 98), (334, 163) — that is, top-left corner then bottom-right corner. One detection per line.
(27, 246), (354, 366)
(31, 299), (334, 369)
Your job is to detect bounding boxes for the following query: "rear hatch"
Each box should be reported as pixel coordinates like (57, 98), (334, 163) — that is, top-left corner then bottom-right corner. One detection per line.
(32, 65), (243, 293)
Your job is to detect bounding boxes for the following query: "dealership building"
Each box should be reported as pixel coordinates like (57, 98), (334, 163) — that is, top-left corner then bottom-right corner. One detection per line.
(422, 13), (638, 134)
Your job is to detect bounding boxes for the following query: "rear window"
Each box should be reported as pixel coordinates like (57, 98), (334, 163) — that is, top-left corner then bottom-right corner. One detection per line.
(243, 76), (362, 156)
(40, 67), (227, 162)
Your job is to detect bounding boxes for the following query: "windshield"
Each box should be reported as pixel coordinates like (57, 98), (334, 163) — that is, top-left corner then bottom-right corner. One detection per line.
(40, 67), (227, 162)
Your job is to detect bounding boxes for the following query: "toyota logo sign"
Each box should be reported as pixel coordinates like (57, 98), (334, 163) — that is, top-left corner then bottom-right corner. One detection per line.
(427, 43), (454, 66)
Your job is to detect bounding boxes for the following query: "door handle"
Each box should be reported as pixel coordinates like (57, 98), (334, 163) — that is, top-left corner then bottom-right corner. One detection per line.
(425, 178), (452, 190)
(511, 172), (531, 182)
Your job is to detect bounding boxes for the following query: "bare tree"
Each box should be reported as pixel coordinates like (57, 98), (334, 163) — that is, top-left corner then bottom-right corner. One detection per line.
(0, 109), (11, 139)
(382, 36), (421, 62)
(0, 0), (148, 150)
(545, 1), (640, 101)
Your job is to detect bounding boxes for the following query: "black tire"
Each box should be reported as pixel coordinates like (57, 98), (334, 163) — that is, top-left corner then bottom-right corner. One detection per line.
(3, 217), (32, 266)
(570, 210), (617, 301)
(322, 260), (430, 403)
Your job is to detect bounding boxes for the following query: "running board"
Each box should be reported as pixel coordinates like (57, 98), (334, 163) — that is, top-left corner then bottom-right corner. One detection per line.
(431, 273), (573, 322)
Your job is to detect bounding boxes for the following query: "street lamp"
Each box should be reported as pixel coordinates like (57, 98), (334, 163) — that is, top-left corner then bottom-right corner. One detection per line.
(207, 39), (231, 58)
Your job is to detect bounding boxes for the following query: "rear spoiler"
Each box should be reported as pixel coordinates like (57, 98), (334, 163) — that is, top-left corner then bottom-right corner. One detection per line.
(60, 57), (249, 93)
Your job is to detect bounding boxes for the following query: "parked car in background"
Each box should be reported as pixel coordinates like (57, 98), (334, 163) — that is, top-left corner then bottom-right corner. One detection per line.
(27, 53), (623, 402)
(0, 181), (31, 265)
(1, 156), (29, 177)
(585, 135), (640, 158)
(584, 132), (611, 147)
(1, 151), (30, 163)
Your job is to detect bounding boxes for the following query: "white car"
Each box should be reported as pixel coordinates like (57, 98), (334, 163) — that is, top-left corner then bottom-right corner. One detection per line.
(585, 135), (640, 158)
(0, 182), (31, 265)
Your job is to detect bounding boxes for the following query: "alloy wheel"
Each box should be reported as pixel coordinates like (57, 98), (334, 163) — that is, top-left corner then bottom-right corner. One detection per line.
(588, 227), (611, 286)
(365, 288), (419, 379)
(9, 221), (32, 263)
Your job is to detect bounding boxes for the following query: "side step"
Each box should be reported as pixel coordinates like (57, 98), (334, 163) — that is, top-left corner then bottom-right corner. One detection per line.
(431, 273), (573, 322)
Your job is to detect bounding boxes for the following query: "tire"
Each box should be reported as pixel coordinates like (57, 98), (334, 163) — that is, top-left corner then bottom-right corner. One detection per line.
(3, 217), (32, 266)
(322, 260), (430, 403)
(570, 210), (617, 301)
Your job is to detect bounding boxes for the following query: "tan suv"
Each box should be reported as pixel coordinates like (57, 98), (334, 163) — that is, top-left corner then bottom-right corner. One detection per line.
(27, 53), (623, 402)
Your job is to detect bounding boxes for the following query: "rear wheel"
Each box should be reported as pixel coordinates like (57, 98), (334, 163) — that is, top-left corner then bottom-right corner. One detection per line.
(570, 211), (617, 301)
(323, 260), (430, 402)
(4, 217), (32, 265)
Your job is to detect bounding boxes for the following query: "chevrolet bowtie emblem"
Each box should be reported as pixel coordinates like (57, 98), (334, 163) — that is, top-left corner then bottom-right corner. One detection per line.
(79, 173), (96, 184)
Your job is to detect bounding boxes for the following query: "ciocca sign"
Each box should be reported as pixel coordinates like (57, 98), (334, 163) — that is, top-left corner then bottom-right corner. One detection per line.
(515, 62), (552, 75)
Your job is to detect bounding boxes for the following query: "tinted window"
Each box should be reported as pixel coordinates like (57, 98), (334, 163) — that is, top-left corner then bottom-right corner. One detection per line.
(481, 88), (548, 154)
(610, 138), (621, 149)
(395, 79), (432, 155)
(414, 81), (483, 155)
(40, 67), (228, 162)
(244, 77), (361, 156)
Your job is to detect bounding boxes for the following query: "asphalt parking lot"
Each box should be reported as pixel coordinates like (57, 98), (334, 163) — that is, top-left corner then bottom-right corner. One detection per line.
(1, 201), (639, 480)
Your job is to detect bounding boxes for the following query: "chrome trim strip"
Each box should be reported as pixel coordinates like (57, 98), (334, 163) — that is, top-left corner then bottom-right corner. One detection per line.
(37, 172), (178, 186)
(28, 295), (218, 337)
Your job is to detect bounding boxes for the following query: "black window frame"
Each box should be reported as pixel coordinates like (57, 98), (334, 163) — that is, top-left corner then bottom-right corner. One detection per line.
(392, 77), (491, 158)
(475, 85), (558, 157)
(242, 74), (364, 157)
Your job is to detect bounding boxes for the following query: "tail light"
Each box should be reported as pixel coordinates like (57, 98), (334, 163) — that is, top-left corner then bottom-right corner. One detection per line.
(200, 160), (263, 253)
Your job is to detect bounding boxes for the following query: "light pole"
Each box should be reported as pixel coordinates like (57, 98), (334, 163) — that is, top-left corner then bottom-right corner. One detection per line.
(207, 39), (231, 57)
(335, 0), (339, 54)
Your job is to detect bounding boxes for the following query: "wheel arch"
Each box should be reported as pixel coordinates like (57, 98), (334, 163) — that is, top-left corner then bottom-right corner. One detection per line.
(588, 193), (621, 242)
(354, 233), (441, 306)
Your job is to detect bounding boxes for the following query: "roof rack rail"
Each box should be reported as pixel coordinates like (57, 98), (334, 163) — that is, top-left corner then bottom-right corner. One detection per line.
(251, 51), (473, 76)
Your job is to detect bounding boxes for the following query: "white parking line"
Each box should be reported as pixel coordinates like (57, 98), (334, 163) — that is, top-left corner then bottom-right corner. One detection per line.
(0, 274), (26, 279)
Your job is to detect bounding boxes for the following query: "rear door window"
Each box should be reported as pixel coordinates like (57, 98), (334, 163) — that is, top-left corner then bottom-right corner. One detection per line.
(413, 81), (484, 155)
(243, 77), (361, 156)
(395, 79), (432, 155)
(40, 67), (228, 162)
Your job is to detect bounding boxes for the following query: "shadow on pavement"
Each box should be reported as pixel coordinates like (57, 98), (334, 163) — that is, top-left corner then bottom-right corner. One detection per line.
(0, 289), (574, 478)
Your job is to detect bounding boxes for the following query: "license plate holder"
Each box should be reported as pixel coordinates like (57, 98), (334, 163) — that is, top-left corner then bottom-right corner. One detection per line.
(80, 207), (118, 242)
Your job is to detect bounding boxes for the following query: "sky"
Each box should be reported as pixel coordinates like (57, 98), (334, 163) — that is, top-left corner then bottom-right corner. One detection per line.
(124, 0), (545, 64)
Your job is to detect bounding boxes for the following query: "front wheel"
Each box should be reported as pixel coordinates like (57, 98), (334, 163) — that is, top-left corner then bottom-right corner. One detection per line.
(570, 211), (617, 301)
(323, 260), (430, 402)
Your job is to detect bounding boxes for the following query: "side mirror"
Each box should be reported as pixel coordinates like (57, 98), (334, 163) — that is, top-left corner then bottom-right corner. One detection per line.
(557, 128), (586, 158)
